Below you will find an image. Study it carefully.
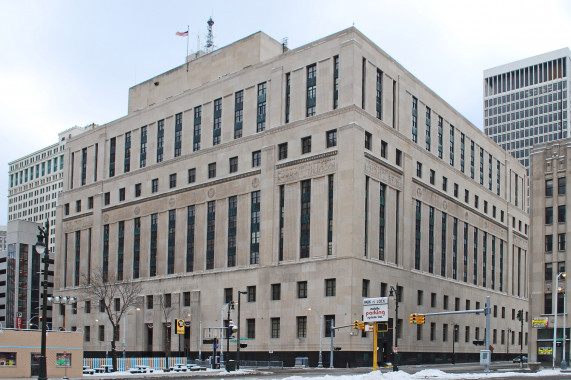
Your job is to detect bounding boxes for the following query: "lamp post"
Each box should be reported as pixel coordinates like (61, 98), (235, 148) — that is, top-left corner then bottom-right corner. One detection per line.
(389, 284), (399, 371)
(47, 296), (77, 331)
(452, 324), (458, 364)
(307, 308), (323, 368)
(236, 291), (247, 369)
(562, 287), (567, 370)
(220, 301), (234, 366)
(27, 315), (40, 329)
(36, 221), (49, 380)
(553, 272), (567, 370)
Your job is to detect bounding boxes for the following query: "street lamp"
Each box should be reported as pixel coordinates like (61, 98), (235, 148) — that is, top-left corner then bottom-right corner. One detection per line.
(220, 301), (235, 365)
(561, 286), (567, 370)
(307, 308), (323, 368)
(452, 324), (458, 364)
(48, 296), (77, 331)
(27, 315), (40, 329)
(389, 284), (400, 371)
(236, 291), (247, 369)
(553, 272), (567, 370)
(36, 221), (49, 380)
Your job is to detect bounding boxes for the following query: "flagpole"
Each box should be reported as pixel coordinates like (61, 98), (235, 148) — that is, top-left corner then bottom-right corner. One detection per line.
(186, 25), (190, 72)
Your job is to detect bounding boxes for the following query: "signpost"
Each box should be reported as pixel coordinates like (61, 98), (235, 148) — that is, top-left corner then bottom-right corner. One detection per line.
(363, 298), (388, 371)
(16, 312), (22, 329)
(363, 297), (388, 322)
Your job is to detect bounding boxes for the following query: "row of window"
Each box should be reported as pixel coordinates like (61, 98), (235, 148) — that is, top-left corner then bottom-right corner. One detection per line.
(411, 97), (504, 198)
(414, 161), (527, 234)
(9, 155), (64, 188)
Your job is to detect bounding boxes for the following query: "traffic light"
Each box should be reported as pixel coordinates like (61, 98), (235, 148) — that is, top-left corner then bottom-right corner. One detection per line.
(410, 314), (417, 324)
(359, 321), (366, 330)
(227, 321), (237, 338)
(353, 321), (359, 329)
(417, 315), (425, 325)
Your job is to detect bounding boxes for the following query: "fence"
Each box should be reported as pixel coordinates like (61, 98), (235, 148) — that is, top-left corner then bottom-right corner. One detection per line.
(83, 356), (187, 371)
(83, 357), (284, 371)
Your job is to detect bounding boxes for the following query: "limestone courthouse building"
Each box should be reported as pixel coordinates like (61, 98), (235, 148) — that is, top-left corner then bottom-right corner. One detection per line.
(53, 28), (529, 366)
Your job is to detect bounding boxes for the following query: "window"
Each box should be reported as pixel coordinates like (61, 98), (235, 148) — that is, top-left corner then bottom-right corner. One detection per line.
(208, 163), (216, 179)
(381, 140), (387, 158)
(188, 168), (196, 183)
(84, 326), (91, 342)
(229, 157), (238, 173)
(146, 295), (153, 309)
(297, 316), (307, 338)
(234, 90), (244, 139)
(75, 200), (81, 212)
(396, 149), (402, 166)
(306, 64), (316, 117)
(252, 151), (261, 167)
(213, 98), (222, 145)
(104, 192), (110, 205)
(362, 279), (370, 297)
(559, 233), (567, 251)
(278, 143), (288, 160)
(365, 132), (372, 150)
(224, 288), (233, 304)
(416, 162), (422, 178)
(135, 183), (141, 197)
(417, 290), (423, 306)
(417, 324), (423, 341)
(114, 298), (121, 311)
(443, 295), (449, 310)
(247, 286), (256, 302)
(169, 174), (177, 189)
(325, 278), (336, 296)
(88, 196), (94, 209)
(99, 325), (105, 341)
(546, 180), (554, 196)
(464, 189), (469, 203)
(546, 207), (553, 224)
(559, 205), (566, 223)
(247, 319), (255, 339)
(151, 179), (158, 193)
(327, 130), (337, 148)
(429, 169), (435, 185)
(100, 299), (105, 312)
(545, 235), (553, 252)
(431, 292), (436, 308)
(257, 82), (267, 132)
(545, 263), (553, 281)
(559, 177), (566, 195)
(85, 300), (91, 313)
(184, 291), (191, 307)
(271, 284), (281, 301)
(271, 318), (280, 338)
(454, 183), (459, 198)
(474, 195), (479, 209)
(430, 322), (436, 341)
(297, 281), (308, 298)
(302, 137), (312, 154)
(442, 177), (448, 192)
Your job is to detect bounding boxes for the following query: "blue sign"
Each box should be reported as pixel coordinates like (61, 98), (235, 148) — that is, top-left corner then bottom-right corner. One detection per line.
(214, 344), (219, 349)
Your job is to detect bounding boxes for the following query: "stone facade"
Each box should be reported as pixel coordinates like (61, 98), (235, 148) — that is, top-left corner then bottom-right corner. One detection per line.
(529, 139), (571, 363)
(53, 28), (529, 366)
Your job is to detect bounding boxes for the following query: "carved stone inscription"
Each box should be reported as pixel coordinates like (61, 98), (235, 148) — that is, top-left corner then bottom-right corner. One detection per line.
(277, 156), (337, 184)
(63, 215), (93, 233)
(364, 160), (403, 191)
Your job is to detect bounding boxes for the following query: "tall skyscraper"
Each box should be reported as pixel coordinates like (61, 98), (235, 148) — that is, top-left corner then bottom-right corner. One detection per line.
(484, 48), (571, 171)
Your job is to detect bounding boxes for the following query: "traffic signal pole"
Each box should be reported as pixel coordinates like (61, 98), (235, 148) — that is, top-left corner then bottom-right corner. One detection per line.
(410, 296), (492, 372)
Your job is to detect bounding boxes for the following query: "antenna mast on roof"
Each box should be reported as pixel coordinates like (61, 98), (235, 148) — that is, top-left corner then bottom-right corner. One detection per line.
(205, 17), (215, 53)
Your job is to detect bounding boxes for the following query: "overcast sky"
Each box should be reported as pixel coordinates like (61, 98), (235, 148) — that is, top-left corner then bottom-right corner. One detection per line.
(1, 0), (570, 225)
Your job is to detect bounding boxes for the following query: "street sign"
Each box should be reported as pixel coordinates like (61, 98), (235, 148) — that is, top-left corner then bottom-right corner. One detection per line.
(532, 318), (548, 328)
(176, 319), (185, 334)
(363, 297), (388, 322)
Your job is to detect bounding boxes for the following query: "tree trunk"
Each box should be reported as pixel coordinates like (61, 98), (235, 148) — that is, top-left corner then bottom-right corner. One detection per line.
(112, 324), (119, 371)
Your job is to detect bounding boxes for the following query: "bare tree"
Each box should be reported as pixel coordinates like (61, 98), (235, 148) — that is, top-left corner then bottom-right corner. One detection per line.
(156, 294), (174, 364)
(79, 267), (142, 372)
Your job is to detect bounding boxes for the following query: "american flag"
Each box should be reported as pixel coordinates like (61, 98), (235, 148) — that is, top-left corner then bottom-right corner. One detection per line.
(176, 30), (189, 37)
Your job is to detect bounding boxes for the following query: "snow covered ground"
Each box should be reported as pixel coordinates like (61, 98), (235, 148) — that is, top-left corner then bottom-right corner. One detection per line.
(87, 368), (570, 379)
